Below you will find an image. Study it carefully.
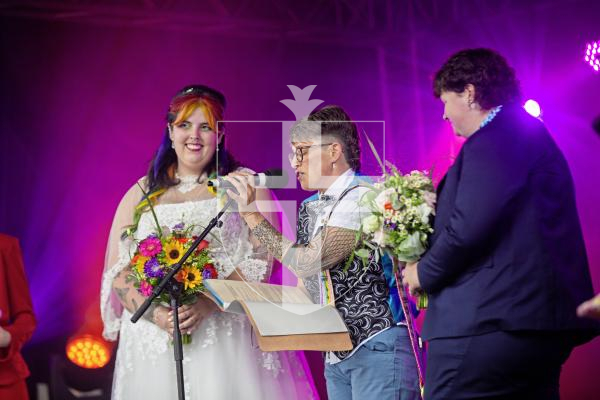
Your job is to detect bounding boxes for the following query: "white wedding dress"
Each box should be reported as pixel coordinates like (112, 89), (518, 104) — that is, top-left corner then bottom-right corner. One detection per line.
(101, 179), (318, 400)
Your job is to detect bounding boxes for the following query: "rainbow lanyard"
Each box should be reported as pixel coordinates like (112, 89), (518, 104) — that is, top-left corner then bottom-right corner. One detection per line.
(320, 270), (335, 305)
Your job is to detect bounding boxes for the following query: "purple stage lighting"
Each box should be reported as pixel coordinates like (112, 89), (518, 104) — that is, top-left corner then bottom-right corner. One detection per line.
(585, 41), (600, 72)
(524, 99), (541, 118)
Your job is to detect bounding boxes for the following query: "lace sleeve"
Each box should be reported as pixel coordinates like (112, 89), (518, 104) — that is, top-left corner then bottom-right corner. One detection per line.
(214, 167), (278, 283)
(100, 179), (144, 341)
(216, 206), (273, 283)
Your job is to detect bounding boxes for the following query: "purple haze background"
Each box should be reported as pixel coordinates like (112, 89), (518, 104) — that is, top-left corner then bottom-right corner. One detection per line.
(1, 1), (599, 398)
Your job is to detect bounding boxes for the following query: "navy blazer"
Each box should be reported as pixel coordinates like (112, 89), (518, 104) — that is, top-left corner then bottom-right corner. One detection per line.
(418, 105), (599, 342)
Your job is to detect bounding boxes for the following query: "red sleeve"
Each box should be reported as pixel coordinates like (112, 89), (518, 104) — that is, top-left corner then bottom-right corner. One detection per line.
(0, 236), (36, 363)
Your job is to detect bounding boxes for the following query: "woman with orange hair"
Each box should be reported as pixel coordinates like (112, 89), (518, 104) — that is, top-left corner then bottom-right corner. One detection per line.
(100, 85), (317, 400)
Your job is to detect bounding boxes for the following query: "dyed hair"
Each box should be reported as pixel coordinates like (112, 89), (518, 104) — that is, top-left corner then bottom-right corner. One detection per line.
(146, 85), (240, 192)
(291, 105), (361, 172)
(433, 48), (522, 109)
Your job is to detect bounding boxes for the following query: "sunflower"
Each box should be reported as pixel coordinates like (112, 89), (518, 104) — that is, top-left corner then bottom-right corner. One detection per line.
(163, 240), (185, 264)
(132, 254), (149, 274)
(177, 265), (202, 290)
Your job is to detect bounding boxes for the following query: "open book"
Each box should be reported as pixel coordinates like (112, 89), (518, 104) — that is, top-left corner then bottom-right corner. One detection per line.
(203, 279), (352, 352)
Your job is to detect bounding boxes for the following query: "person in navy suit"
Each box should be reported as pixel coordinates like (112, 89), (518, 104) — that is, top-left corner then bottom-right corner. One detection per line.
(402, 48), (599, 399)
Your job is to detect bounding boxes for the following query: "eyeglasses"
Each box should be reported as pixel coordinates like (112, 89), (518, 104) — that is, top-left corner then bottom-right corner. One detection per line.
(288, 143), (334, 165)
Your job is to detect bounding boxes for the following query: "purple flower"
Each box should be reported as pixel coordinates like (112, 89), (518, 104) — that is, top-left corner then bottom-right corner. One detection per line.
(172, 223), (185, 231)
(202, 264), (217, 280)
(144, 258), (164, 278)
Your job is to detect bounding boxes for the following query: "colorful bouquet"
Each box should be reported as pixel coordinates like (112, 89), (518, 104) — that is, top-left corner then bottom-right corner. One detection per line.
(357, 139), (436, 309)
(129, 222), (218, 343)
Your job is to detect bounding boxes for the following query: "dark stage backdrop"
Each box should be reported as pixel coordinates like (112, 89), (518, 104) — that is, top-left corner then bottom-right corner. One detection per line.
(1, 1), (599, 398)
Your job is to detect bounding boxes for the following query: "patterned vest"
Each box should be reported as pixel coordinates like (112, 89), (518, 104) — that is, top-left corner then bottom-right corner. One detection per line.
(295, 193), (396, 360)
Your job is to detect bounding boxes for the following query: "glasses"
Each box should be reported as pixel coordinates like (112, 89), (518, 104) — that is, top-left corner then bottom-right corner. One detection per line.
(288, 143), (334, 165)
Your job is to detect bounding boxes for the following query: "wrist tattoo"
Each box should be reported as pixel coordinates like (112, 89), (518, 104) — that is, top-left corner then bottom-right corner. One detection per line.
(251, 219), (289, 260)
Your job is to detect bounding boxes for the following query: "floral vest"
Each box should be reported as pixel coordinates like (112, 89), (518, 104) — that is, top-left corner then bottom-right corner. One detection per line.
(295, 191), (396, 360)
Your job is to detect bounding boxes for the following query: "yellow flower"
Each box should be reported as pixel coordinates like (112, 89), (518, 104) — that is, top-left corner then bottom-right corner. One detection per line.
(164, 240), (185, 264)
(207, 185), (217, 197)
(132, 255), (149, 274)
(135, 188), (167, 212)
(177, 265), (202, 290)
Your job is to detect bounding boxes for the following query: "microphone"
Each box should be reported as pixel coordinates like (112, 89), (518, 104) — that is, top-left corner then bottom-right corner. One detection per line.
(207, 168), (288, 192)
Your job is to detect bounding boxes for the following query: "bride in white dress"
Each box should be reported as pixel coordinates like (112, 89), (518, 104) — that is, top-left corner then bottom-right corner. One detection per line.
(100, 85), (317, 400)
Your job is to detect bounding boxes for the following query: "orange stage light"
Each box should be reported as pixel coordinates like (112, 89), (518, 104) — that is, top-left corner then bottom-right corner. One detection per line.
(66, 334), (112, 369)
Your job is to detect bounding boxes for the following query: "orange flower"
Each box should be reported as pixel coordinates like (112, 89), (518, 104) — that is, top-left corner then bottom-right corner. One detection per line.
(176, 265), (202, 290)
(131, 254), (149, 274)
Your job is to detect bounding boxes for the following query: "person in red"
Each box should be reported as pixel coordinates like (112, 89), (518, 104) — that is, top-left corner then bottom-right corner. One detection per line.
(0, 233), (36, 400)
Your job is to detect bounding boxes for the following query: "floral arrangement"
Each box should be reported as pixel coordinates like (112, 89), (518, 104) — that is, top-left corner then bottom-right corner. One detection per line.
(126, 184), (218, 344)
(356, 137), (436, 309)
(360, 168), (435, 261)
(131, 223), (217, 299)
(129, 223), (218, 343)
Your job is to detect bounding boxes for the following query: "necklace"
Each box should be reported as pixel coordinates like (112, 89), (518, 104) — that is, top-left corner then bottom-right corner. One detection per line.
(175, 172), (207, 193)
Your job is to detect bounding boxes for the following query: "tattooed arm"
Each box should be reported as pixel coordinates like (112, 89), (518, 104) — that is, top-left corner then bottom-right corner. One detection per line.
(244, 213), (357, 279)
(111, 266), (169, 328)
(224, 173), (358, 278)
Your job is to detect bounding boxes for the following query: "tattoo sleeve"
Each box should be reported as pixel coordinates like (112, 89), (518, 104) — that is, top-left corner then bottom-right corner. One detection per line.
(112, 267), (156, 319)
(114, 286), (130, 304)
(250, 219), (358, 279)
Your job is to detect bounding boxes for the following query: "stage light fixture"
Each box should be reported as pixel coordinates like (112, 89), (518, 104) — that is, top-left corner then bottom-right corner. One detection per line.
(584, 41), (600, 72)
(524, 99), (541, 118)
(66, 334), (111, 369)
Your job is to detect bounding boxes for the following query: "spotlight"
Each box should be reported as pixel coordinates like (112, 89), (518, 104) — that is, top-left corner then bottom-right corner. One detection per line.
(50, 353), (114, 400)
(584, 41), (600, 72)
(524, 99), (541, 118)
(66, 334), (112, 369)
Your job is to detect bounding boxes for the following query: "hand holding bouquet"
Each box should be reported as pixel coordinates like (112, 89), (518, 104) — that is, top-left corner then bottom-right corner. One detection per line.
(129, 223), (218, 343)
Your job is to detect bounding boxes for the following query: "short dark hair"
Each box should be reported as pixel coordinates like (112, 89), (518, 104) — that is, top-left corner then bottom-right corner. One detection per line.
(433, 48), (522, 109)
(303, 105), (361, 172)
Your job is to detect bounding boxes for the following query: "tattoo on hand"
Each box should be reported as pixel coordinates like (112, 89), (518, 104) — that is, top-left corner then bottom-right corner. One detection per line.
(251, 220), (287, 260)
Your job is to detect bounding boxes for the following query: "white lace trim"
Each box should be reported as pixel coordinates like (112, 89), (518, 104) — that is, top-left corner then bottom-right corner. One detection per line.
(101, 237), (135, 340)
